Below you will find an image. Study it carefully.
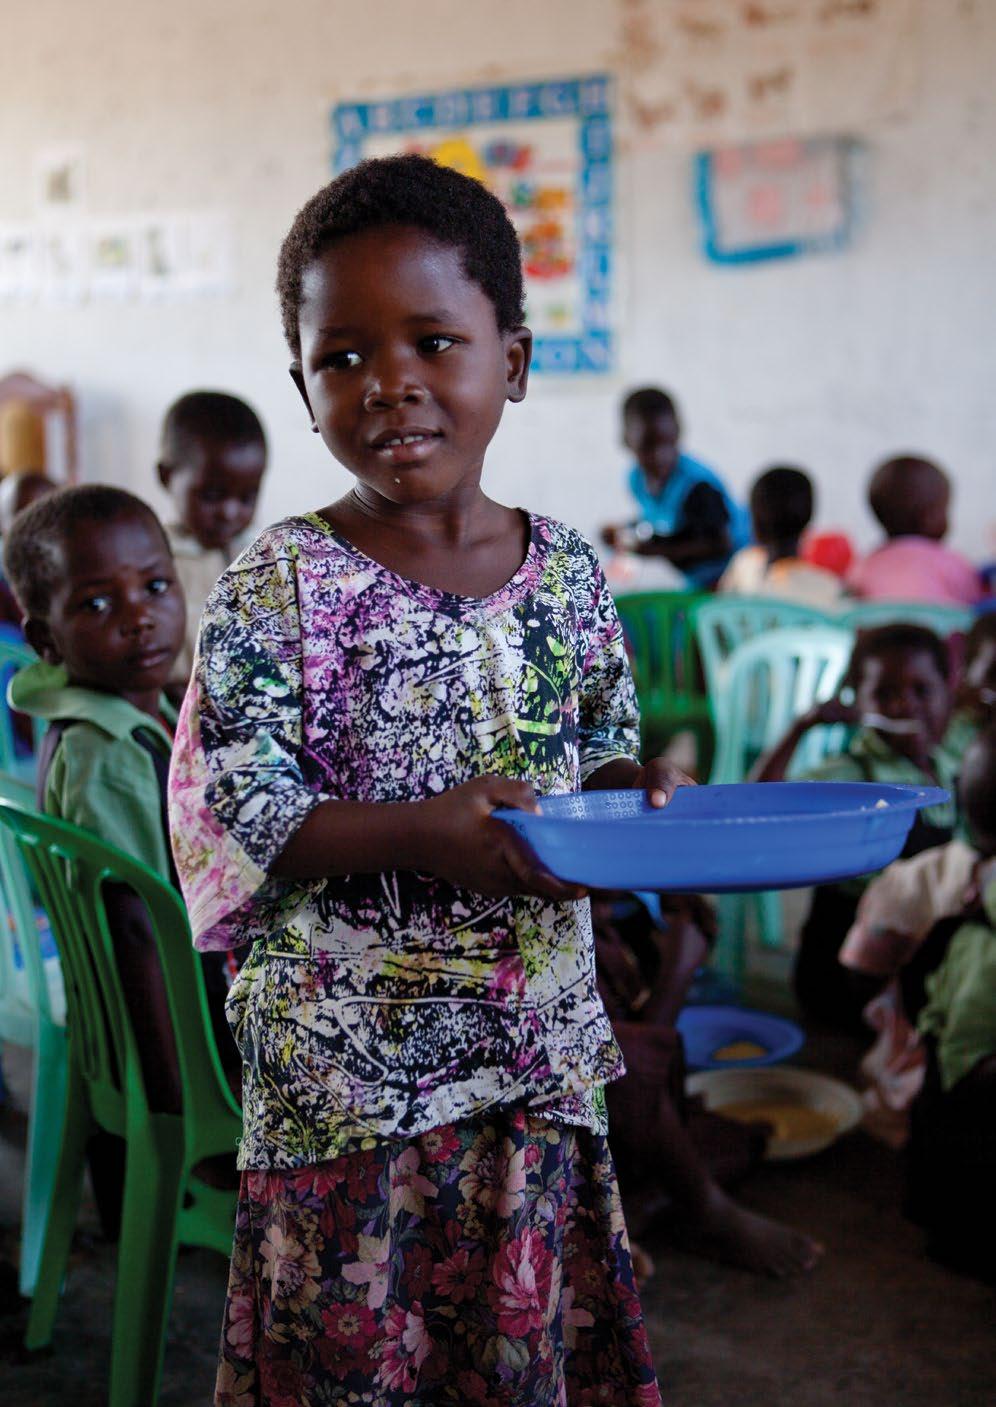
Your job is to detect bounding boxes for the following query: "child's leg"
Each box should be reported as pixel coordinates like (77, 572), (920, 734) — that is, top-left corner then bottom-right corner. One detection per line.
(794, 885), (867, 1029)
(907, 1045), (996, 1283)
(607, 1025), (822, 1277)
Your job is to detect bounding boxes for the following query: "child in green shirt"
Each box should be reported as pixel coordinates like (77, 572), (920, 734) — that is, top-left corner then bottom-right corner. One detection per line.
(3, 486), (239, 1223)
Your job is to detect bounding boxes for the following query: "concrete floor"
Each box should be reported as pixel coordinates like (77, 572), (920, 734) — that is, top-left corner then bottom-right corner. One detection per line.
(1, 1029), (993, 1407)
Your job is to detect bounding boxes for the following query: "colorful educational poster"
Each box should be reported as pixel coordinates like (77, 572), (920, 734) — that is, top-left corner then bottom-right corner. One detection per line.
(333, 76), (613, 374)
(696, 135), (854, 263)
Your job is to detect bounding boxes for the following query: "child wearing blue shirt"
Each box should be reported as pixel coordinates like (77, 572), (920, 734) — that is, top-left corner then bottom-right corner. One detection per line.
(601, 387), (749, 589)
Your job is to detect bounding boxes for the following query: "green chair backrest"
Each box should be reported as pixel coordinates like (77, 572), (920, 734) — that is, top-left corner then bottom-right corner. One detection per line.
(692, 596), (834, 707)
(837, 601), (975, 635)
(615, 590), (710, 709)
(0, 634), (44, 777)
(0, 772), (61, 1043)
(709, 624), (855, 784)
(0, 797), (240, 1157)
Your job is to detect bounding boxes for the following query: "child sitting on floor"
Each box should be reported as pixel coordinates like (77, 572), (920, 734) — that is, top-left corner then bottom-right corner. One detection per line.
(903, 725), (996, 1281)
(756, 623), (957, 1028)
(719, 464), (843, 609)
(157, 390), (267, 688)
(593, 893), (822, 1278)
(847, 454), (982, 606)
(4, 486), (239, 1119)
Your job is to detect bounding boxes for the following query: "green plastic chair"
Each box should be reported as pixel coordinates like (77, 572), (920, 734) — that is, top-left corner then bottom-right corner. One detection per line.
(706, 625), (855, 984)
(0, 773), (66, 1295)
(692, 596), (833, 715)
(0, 796), (242, 1407)
(0, 631), (44, 779)
(614, 590), (714, 770)
(837, 601), (975, 635)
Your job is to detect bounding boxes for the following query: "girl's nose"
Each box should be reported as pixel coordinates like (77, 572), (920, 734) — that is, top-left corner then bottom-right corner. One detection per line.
(362, 356), (427, 411)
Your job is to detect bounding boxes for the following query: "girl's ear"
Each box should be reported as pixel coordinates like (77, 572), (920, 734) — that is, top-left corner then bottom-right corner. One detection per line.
(289, 363), (321, 433)
(23, 617), (61, 666)
(504, 328), (532, 404)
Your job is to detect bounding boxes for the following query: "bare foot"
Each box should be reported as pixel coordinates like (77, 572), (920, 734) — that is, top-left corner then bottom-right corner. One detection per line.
(675, 1188), (824, 1278)
(630, 1239), (656, 1289)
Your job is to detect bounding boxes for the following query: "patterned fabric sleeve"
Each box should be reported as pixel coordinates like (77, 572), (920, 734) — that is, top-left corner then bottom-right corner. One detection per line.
(168, 527), (332, 951)
(576, 543), (641, 782)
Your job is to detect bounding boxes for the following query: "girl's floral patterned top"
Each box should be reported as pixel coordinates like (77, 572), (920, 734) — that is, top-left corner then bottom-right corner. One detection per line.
(168, 511), (640, 1169)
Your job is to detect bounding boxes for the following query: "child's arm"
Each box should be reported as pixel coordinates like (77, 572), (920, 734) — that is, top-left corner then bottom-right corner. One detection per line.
(271, 775), (587, 902)
(753, 697), (857, 782)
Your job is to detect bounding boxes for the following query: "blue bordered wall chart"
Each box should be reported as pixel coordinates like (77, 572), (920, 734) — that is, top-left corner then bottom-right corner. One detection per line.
(333, 76), (613, 374)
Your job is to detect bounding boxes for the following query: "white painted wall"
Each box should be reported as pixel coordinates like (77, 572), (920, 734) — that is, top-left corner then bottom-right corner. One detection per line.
(2, 0), (994, 557)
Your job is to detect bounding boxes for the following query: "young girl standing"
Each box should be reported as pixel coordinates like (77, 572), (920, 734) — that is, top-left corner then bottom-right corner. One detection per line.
(169, 155), (683, 1406)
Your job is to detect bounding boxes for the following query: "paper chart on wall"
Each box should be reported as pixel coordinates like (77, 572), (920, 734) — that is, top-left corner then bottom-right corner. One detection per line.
(333, 77), (613, 374)
(618, 0), (920, 148)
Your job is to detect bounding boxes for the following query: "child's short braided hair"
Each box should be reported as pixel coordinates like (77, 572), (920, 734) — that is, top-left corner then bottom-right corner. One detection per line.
(3, 484), (168, 620)
(275, 154), (525, 356)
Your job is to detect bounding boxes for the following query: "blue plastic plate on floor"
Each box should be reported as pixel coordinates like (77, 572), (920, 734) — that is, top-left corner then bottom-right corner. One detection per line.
(676, 1005), (804, 1072)
(494, 782), (949, 892)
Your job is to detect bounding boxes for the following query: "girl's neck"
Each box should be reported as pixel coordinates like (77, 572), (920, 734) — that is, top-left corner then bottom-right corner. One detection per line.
(319, 487), (530, 599)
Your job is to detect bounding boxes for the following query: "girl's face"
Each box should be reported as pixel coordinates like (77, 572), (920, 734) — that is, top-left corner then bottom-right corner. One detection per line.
(856, 646), (950, 758)
(291, 225), (530, 511)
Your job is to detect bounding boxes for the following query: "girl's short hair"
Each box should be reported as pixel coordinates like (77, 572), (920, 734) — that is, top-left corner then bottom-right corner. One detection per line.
(3, 484), (168, 620)
(275, 153), (525, 356)
(844, 622), (950, 690)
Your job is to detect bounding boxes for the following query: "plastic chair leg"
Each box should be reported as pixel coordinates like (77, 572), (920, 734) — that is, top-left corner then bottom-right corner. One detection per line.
(19, 1019), (67, 1296)
(107, 1125), (185, 1407)
(712, 893), (748, 989)
(24, 1062), (89, 1350)
(756, 890), (785, 950)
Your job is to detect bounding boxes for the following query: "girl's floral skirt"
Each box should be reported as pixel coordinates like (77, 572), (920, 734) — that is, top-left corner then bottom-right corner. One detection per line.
(216, 1108), (662, 1406)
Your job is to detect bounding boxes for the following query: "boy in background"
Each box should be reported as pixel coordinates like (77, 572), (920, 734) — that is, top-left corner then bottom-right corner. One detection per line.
(847, 454), (982, 606)
(719, 464), (843, 609)
(157, 390), (267, 687)
(601, 386), (749, 590)
(4, 487), (238, 1224)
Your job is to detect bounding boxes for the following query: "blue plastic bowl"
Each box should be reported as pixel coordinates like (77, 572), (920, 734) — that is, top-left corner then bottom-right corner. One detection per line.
(676, 1004), (804, 1071)
(494, 781), (949, 892)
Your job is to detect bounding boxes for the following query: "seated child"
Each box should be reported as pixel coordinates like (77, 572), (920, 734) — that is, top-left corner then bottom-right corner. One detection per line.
(847, 454), (982, 606)
(756, 623), (956, 1027)
(601, 386), (749, 590)
(3, 486), (239, 1119)
(156, 389), (267, 687)
(904, 726), (996, 1281)
(944, 611), (996, 772)
(719, 464), (843, 609)
(594, 893), (822, 1278)
(0, 470), (57, 631)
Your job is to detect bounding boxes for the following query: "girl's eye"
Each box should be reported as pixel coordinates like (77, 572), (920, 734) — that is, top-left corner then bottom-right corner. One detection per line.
(420, 335), (456, 354)
(148, 578), (170, 596)
(325, 350), (362, 371)
(82, 595), (110, 614)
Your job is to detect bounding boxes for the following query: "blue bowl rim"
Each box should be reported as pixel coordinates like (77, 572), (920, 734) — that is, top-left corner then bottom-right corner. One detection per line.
(495, 782), (950, 830)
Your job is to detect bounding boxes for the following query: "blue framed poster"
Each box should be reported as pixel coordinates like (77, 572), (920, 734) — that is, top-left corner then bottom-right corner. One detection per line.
(333, 75), (613, 374)
(695, 136), (854, 266)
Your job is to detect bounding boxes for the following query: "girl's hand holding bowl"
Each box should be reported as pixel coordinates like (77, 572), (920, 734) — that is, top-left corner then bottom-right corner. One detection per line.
(415, 776), (589, 902)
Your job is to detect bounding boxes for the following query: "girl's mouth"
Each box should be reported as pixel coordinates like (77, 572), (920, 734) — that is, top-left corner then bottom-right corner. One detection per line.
(369, 429), (443, 465)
